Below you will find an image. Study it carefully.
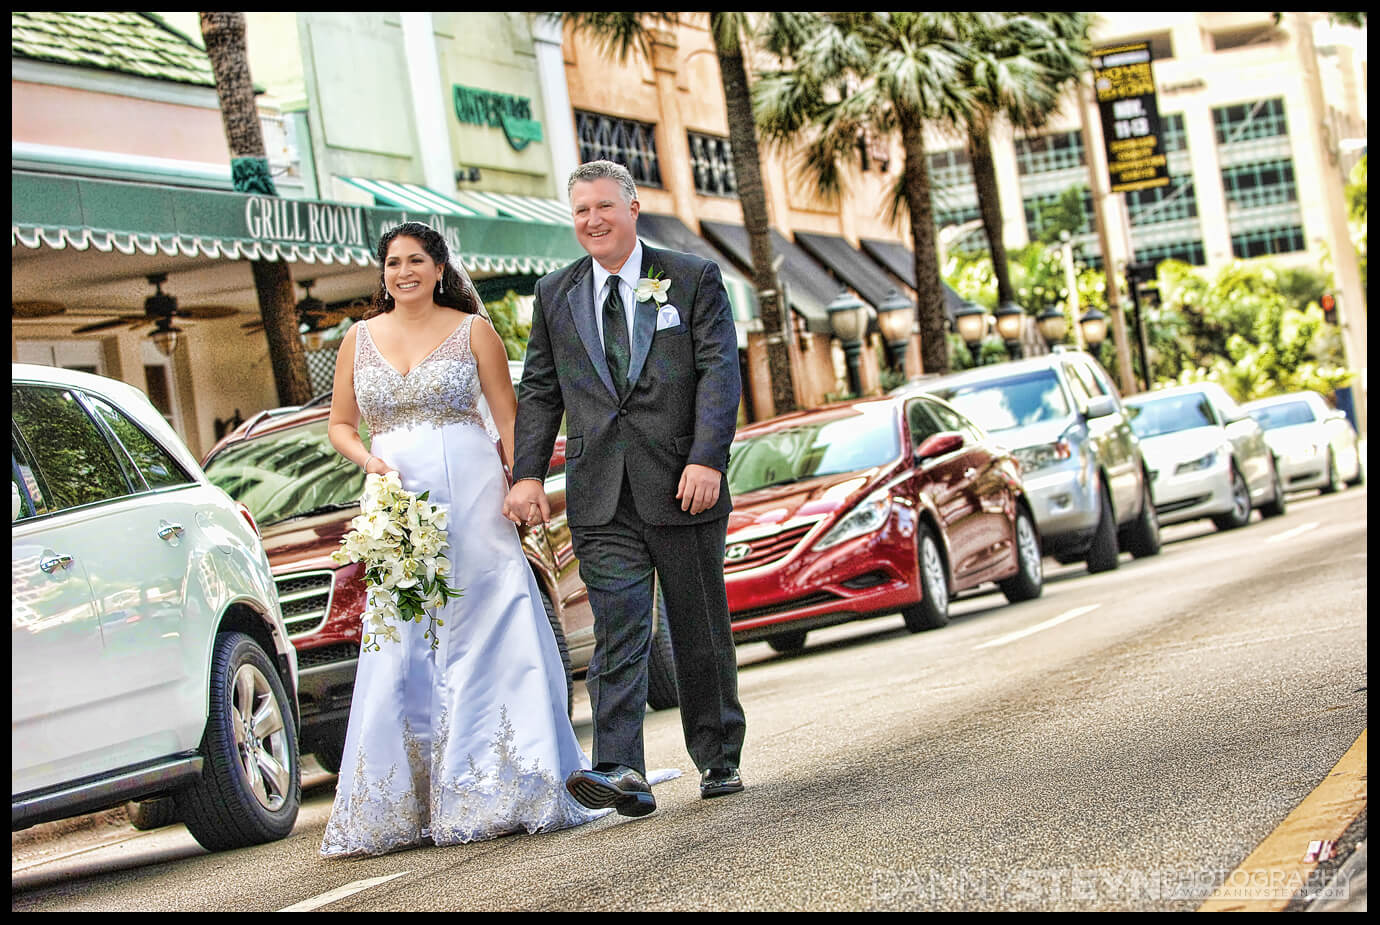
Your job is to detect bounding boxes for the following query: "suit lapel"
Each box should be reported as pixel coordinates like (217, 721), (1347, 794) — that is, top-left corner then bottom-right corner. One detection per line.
(626, 242), (660, 389)
(565, 257), (619, 400)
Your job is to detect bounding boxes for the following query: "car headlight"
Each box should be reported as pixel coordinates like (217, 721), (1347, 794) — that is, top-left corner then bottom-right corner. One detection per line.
(813, 488), (893, 551)
(1175, 450), (1217, 474)
(1012, 440), (1073, 473)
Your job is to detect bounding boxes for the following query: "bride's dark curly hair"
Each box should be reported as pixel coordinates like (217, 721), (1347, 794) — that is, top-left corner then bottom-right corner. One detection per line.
(366, 221), (482, 318)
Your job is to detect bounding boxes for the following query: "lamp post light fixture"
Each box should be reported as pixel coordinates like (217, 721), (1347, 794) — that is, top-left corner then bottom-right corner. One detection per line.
(994, 300), (1026, 360)
(1079, 306), (1109, 366)
(1036, 305), (1069, 351)
(953, 301), (989, 365)
(876, 288), (914, 375)
(827, 288), (870, 397)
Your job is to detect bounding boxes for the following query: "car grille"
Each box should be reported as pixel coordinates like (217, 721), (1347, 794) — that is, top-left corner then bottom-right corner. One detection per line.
(1155, 494), (1211, 515)
(724, 524), (814, 572)
(275, 569), (336, 637)
(296, 642), (360, 669)
(731, 591), (844, 622)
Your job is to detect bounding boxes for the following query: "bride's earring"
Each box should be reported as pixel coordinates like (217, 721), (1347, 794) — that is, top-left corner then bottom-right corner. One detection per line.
(437, 278), (444, 295)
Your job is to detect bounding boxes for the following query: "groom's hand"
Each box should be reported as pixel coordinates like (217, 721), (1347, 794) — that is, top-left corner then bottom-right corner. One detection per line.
(503, 478), (550, 526)
(677, 463), (721, 515)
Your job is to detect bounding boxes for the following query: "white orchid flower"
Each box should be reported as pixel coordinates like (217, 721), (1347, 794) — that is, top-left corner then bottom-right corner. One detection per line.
(635, 275), (672, 304)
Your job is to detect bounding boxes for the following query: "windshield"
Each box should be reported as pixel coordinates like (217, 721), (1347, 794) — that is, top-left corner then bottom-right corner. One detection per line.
(1126, 394), (1217, 438)
(203, 419), (364, 527)
(1248, 401), (1316, 430)
(727, 406), (900, 495)
(928, 370), (1070, 433)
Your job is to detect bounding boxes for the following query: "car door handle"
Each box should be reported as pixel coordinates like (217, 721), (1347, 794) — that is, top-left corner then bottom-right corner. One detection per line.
(40, 554), (74, 574)
(157, 522), (185, 541)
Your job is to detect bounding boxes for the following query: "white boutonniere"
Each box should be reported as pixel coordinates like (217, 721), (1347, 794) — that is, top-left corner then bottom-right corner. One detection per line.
(635, 267), (672, 304)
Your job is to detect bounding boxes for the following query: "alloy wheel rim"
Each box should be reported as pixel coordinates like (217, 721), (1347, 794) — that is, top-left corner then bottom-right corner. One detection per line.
(231, 664), (292, 812)
(1232, 472), (1250, 519)
(922, 536), (948, 612)
(1018, 516), (1042, 582)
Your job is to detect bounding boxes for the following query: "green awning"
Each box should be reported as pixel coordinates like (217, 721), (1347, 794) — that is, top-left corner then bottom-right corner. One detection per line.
(11, 172), (585, 276)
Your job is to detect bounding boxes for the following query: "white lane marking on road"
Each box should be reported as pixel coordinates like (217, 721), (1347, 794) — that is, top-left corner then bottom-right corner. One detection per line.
(1265, 522), (1320, 543)
(279, 871), (411, 912)
(974, 604), (1102, 650)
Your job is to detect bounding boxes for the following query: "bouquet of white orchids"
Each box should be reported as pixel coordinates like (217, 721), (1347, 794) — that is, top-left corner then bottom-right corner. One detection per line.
(332, 471), (462, 651)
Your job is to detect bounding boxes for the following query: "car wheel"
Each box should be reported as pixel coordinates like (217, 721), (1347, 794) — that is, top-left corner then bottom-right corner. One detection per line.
(766, 630), (809, 653)
(646, 580), (680, 711)
(1085, 481), (1121, 573)
(1345, 457), (1364, 487)
(1123, 476), (1162, 559)
(1321, 449), (1341, 494)
(175, 632), (300, 852)
(310, 720), (349, 775)
(536, 582), (574, 719)
(1259, 458), (1288, 518)
(901, 525), (950, 631)
(998, 508), (1044, 603)
(1211, 466), (1253, 531)
(126, 797), (179, 831)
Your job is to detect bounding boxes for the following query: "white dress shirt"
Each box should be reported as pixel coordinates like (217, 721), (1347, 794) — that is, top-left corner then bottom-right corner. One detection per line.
(590, 240), (643, 352)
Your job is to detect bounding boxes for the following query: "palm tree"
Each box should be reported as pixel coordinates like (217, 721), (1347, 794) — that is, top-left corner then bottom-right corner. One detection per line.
(755, 13), (977, 374)
(557, 12), (797, 414)
(199, 12), (312, 407)
(957, 13), (1093, 310)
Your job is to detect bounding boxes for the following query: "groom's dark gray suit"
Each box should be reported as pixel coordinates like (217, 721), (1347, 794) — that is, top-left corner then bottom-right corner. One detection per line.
(513, 240), (746, 775)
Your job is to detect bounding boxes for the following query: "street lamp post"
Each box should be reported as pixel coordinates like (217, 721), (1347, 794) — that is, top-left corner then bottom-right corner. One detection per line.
(1080, 306), (1109, 368)
(953, 301), (989, 366)
(876, 288), (914, 377)
(827, 289), (869, 397)
(1036, 305), (1068, 351)
(994, 301), (1025, 360)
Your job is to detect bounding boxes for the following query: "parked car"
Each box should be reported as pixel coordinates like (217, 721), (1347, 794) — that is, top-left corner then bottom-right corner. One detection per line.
(1243, 391), (1363, 494)
(200, 391), (678, 775)
(11, 364), (301, 851)
(1123, 382), (1287, 530)
(911, 350), (1161, 573)
(721, 391), (1044, 653)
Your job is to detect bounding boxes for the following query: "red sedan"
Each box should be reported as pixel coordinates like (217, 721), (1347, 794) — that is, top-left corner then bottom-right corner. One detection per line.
(723, 391), (1043, 652)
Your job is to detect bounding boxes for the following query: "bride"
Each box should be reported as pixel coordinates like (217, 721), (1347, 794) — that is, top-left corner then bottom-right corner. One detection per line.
(321, 222), (649, 857)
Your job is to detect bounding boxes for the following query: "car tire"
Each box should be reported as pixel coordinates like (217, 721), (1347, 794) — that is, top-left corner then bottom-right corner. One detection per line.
(310, 720), (349, 775)
(901, 525), (950, 632)
(646, 580), (680, 711)
(1122, 477), (1163, 558)
(536, 582), (574, 719)
(766, 630), (809, 653)
(1259, 458), (1288, 518)
(1345, 458), (1364, 487)
(1085, 481), (1121, 574)
(998, 508), (1044, 603)
(126, 797), (179, 831)
(175, 632), (300, 852)
(1212, 466), (1253, 531)
(1321, 449), (1341, 494)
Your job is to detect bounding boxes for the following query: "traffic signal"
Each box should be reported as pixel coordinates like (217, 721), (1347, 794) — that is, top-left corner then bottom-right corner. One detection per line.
(1321, 293), (1337, 325)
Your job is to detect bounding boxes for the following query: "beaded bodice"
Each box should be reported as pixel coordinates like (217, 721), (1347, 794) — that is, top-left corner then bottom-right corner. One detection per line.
(354, 315), (487, 436)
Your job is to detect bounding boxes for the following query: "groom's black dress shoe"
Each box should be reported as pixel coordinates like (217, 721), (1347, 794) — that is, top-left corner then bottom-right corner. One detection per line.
(566, 766), (656, 817)
(700, 767), (744, 799)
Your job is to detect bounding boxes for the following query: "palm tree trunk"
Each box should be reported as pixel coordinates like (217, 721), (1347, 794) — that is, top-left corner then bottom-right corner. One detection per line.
(968, 124), (1015, 307)
(900, 118), (949, 375)
(200, 11), (312, 408)
(712, 16), (797, 415)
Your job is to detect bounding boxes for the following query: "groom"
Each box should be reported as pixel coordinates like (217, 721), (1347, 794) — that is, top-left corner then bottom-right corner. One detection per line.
(504, 160), (746, 816)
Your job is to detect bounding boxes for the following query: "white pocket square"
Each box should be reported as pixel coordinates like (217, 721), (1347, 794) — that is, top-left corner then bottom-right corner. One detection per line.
(655, 305), (682, 330)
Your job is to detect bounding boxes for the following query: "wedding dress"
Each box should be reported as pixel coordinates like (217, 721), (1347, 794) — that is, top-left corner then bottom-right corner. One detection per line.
(320, 314), (627, 857)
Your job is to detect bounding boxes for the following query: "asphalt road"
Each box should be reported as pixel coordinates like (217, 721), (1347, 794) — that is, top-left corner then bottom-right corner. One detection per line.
(12, 485), (1367, 911)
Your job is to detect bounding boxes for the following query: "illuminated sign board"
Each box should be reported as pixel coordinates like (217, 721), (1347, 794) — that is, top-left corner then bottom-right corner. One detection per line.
(1091, 42), (1170, 194)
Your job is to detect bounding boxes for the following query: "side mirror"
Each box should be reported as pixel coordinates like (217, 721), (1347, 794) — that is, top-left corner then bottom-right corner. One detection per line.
(1085, 395), (1118, 419)
(915, 431), (964, 462)
(1325, 410), (1346, 423)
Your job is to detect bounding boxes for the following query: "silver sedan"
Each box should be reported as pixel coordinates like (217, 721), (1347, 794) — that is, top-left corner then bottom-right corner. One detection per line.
(1244, 391), (1363, 493)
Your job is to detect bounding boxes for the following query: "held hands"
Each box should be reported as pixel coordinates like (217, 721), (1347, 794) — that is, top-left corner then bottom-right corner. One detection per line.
(677, 463), (721, 515)
(503, 479), (550, 527)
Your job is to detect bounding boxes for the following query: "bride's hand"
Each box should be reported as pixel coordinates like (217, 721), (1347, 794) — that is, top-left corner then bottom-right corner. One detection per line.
(364, 455), (397, 477)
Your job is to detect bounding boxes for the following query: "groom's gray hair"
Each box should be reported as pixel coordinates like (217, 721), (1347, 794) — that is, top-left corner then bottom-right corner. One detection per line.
(568, 160), (638, 205)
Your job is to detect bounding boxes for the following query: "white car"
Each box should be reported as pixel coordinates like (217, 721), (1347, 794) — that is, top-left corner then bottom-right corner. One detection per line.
(1124, 382), (1287, 530)
(1244, 391), (1363, 494)
(11, 364), (301, 851)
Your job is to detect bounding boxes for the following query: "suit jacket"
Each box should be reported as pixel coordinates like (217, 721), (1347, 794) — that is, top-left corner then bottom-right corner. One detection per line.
(513, 241), (741, 527)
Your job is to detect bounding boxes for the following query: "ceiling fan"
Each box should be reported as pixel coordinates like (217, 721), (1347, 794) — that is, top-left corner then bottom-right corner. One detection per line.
(70, 274), (238, 335)
(12, 300), (67, 319)
(241, 280), (369, 338)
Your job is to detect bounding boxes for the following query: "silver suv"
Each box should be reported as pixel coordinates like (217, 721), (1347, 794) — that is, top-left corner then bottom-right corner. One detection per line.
(909, 349), (1161, 572)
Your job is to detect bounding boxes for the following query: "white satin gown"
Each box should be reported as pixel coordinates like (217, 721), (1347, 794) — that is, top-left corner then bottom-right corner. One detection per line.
(321, 314), (660, 858)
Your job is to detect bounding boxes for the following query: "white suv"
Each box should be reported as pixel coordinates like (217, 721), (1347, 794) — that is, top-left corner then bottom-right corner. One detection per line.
(11, 364), (301, 851)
